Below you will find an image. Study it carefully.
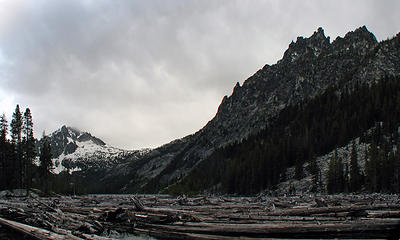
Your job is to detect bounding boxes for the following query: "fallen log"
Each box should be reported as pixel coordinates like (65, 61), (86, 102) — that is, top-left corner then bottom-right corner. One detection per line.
(134, 227), (255, 240)
(31, 196), (63, 214)
(0, 216), (115, 240)
(136, 219), (400, 239)
(131, 196), (145, 211)
(266, 204), (400, 216)
(0, 216), (81, 240)
(368, 210), (400, 218)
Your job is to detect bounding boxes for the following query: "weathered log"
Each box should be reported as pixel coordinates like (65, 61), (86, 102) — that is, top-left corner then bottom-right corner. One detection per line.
(134, 227), (256, 240)
(266, 203), (400, 216)
(31, 196), (63, 214)
(136, 219), (400, 239)
(368, 210), (400, 218)
(0, 216), (81, 240)
(131, 196), (145, 211)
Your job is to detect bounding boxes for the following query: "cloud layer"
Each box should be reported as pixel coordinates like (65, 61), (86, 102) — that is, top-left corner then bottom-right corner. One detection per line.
(0, 0), (399, 149)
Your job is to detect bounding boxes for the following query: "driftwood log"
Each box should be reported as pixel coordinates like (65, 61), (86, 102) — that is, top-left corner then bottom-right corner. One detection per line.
(0, 193), (399, 239)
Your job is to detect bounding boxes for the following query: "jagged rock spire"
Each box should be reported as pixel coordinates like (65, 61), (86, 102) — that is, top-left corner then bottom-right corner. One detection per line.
(282, 27), (330, 63)
(331, 25), (378, 57)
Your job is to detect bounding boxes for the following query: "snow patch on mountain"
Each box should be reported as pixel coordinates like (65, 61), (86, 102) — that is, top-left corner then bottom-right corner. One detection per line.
(41, 125), (143, 174)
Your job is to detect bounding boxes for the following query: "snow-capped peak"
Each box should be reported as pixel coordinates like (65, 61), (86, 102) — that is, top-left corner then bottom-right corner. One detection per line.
(39, 125), (139, 174)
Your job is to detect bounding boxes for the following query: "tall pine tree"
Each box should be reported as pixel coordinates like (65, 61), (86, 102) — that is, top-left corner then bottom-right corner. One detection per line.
(0, 114), (8, 143)
(10, 105), (23, 145)
(22, 108), (36, 191)
(39, 138), (53, 194)
(10, 105), (23, 188)
(326, 150), (345, 194)
(349, 140), (362, 192)
(365, 143), (379, 192)
(0, 114), (9, 190)
(306, 153), (320, 192)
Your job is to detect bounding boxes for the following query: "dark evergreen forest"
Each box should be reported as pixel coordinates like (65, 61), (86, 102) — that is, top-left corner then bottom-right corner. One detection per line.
(0, 105), (53, 193)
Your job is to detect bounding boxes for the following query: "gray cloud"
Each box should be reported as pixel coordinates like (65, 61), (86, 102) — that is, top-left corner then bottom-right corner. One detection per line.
(0, 0), (399, 149)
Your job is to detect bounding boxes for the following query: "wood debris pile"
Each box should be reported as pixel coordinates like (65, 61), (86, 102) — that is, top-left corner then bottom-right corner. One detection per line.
(0, 193), (399, 239)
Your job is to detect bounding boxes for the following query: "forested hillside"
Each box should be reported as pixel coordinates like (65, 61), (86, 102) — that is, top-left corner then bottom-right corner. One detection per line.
(167, 75), (400, 195)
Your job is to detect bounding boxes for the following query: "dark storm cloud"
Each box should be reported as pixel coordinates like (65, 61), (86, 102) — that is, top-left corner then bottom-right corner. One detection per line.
(0, 0), (399, 148)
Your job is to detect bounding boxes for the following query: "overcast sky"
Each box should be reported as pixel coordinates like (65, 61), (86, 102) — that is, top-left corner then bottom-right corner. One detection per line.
(0, 0), (399, 149)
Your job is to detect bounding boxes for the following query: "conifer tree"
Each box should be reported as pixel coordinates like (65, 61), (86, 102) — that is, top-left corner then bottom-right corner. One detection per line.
(365, 143), (379, 192)
(0, 114), (9, 190)
(337, 156), (345, 192)
(22, 108), (36, 191)
(326, 152), (337, 194)
(383, 151), (396, 192)
(0, 114), (8, 143)
(22, 108), (34, 140)
(393, 146), (400, 193)
(10, 105), (23, 145)
(39, 138), (53, 193)
(10, 104), (23, 188)
(294, 160), (304, 180)
(327, 150), (345, 193)
(307, 154), (319, 175)
(349, 140), (362, 192)
(306, 154), (320, 192)
(344, 162), (349, 193)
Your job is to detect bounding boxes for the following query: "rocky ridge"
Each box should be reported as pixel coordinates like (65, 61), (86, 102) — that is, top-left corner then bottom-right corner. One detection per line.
(104, 26), (400, 193)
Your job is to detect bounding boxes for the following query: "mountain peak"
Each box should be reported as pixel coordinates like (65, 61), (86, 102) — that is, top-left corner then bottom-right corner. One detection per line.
(282, 27), (330, 63)
(355, 25), (371, 34)
(330, 26), (378, 57)
(39, 125), (136, 175)
(345, 25), (377, 43)
(43, 125), (107, 159)
(311, 27), (327, 40)
(56, 125), (81, 138)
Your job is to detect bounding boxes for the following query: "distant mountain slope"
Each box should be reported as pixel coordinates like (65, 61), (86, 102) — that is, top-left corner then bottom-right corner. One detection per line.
(105, 26), (400, 194)
(39, 125), (145, 174)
